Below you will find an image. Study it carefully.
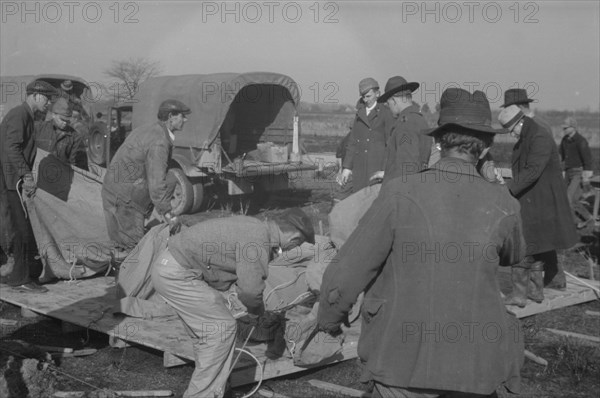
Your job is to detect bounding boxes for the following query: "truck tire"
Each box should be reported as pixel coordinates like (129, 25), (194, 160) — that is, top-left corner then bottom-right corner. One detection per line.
(189, 178), (205, 214)
(168, 168), (193, 215)
(88, 127), (107, 166)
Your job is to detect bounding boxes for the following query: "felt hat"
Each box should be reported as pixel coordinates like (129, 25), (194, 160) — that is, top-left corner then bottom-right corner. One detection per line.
(61, 80), (73, 92)
(424, 88), (506, 136)
(358, 78), (379, 96)
(562, 116), (577, 129)
(501, 88), (536, 107)
(51, 97), (73, 118)
(498, 105), (525, 131)
(26, 80), (57, 97)
(277, 208), (315, 244)
(158, 99), (191, 115)
(377, 76), (419, 103)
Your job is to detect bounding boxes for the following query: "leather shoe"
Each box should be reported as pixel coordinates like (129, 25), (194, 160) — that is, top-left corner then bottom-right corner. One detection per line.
(13, 282), (48, 293)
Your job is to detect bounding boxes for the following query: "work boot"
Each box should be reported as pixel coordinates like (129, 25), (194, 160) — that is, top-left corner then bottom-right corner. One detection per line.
(504, 265), (529, 308)
(528, 261), (545, 303)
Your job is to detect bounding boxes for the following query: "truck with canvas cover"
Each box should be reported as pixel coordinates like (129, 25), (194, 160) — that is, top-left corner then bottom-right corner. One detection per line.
(101, 72), (316, 215)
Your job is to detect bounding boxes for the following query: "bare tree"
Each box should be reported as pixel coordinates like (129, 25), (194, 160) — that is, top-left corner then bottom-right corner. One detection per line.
(104, 57), (162, 102)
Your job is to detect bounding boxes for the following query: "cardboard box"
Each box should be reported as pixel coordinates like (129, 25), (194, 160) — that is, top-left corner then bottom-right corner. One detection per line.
(257, 142), (288, 163)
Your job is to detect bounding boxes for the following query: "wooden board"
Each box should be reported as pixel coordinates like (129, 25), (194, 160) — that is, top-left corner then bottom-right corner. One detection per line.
(1, 273), (599, 386)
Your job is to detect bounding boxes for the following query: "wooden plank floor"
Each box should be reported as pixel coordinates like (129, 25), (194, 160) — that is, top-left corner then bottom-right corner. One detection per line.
(1, 273), (598, 386)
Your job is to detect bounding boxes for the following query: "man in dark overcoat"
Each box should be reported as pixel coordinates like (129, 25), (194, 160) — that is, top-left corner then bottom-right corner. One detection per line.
(499, 105), (578, 298)
(339, 78), (394, 191)
(0, 80), (57, 292)
(318, 88), (524, 398)
(101, 99), (190, 251)
(371, 76), (432, 183)
(501, 88), (553, 136)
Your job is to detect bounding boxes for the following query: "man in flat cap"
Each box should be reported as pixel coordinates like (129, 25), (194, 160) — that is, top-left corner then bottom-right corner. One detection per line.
(559, 116), (594, 228)
(35, 97), (87, 169)
(501, 88), (552, 136)
(339, 78), (394, 192)
(372, 75), (432, 183)
(0, 80), (57, 292)
(499, 105), (577, 298)
(102, 99), (191, 253)
(151, 208), (314, 398)
(319, 88), (524, 398)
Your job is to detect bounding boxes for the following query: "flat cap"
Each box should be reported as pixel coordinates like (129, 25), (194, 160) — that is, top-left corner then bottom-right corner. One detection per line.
(359, 78), (379, 96)
(158, 99), (191, 115)
(26, 80), (57, 97)
(562, 116), (577, 129)
(277, 208), (315, 244)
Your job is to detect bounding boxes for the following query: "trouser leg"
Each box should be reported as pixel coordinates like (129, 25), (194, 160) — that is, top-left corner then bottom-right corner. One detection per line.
(539, 250), (566, 290)
(2, 191), (35, 286)
(151, 249), (237, 398)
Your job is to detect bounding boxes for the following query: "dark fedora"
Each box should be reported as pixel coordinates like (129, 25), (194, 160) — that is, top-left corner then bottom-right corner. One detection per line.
(377, 76), (419, 103)
(501, 88), (536, 108)
(424, 88), (506, 136)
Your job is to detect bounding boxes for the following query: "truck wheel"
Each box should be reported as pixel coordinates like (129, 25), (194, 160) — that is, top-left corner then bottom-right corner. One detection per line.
(189, 178), (205, 214)
(88, 128), (107, 166)
(168, 168), (193, 216)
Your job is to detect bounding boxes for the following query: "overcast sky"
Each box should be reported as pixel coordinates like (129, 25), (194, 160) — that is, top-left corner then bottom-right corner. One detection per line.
(1, 0), (599, 110)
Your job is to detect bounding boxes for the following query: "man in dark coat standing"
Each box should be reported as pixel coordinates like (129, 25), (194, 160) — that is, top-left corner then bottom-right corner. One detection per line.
(501, 88), (553, 136)
(101, 99), (190, 251)
(339, 78), (394, 192)
(499, 105), (578, 299)
(0, 80), (57, 292)
(318, 88), (524, 398)
(371, 76), (432, 183)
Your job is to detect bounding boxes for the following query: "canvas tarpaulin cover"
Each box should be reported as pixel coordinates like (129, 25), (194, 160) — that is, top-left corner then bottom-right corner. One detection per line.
(133, 72), (300, 151)
(27, 149), (124, 280)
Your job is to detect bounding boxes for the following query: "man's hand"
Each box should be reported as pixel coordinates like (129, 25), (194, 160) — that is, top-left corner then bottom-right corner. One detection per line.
(582, 170), (594, 194)
(319, 314), (350, 337)
(21, 173), (36, 197)
(337, 168), (352, 186)
(164, 212), (181, 235)
(369, 170), (384, 184)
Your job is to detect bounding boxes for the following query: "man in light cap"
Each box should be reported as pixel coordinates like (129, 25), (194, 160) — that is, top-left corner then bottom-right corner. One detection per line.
(372, 75), (432, 183)
(319, 88), (524, 398)
(35, 97), (87, 169)
(499, 105), (577, 299)
(559, 116), (594, 227)
(0, 79), (57, 292)
(339, 77), (394, 191)
(102, 99), (191, 252)
(151, 208), (314, 398)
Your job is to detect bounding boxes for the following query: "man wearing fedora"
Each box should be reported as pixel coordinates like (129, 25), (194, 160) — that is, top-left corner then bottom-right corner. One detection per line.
(0, 80), (57, 292)
(35, 97), (88, 170)
(559, 116), (594, 228)
(318, 88), (524, 398)
(499, 105), (577, 300)
(501, 88), (552, 135)
(339, 78), (394, 192)
(371, 76), (432, 183)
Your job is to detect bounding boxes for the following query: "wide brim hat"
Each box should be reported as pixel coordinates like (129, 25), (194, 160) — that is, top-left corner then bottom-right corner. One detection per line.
(51, 97), (73, 118)
(377, 76), (419, 103)
(501, 88), (536, 107)
(423, 88), (507, 136)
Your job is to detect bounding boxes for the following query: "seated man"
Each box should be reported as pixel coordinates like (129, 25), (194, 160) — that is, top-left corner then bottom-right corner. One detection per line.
(319, 88), (525, 398)
(151, 208), (315, 398)
(35, 97), (88, 170)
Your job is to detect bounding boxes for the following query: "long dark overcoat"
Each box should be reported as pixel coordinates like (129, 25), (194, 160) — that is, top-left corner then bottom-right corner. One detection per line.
(509, 117), (578, 255)
(342, 103), (393, 191)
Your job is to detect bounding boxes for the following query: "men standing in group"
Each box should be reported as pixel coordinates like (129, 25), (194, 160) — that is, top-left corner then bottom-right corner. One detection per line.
(151, 208), (315, 398)
(0, 80), (57, 292)
(319, 88), (524, 398)
(101, 99), (190, 252)
(371, 76), (432, 183)
(35, 97), (88, 170)
(339, 78), (394, 192)
(499, 105), (578, 302)
(559, 116), (594, 227)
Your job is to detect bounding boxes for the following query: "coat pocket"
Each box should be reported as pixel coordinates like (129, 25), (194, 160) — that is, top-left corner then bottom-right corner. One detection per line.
(361, 298), (385, 324)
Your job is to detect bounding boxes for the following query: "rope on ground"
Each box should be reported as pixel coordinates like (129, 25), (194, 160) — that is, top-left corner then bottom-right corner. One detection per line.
(264, 271), (306, 305)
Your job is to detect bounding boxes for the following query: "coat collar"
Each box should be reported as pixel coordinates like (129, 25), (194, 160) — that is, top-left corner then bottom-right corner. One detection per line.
(158, 121), (174, 144)
(429, 156), (482, 180)
(22, 102), (34, 118)
(357, 102), (383, 125)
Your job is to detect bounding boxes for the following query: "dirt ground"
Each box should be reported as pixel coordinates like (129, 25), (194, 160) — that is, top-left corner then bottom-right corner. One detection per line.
(1, 143), (600, 397)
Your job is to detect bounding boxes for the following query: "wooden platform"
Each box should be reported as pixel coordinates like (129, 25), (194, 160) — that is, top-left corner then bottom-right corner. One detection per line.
(1, 273), (598, 386)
